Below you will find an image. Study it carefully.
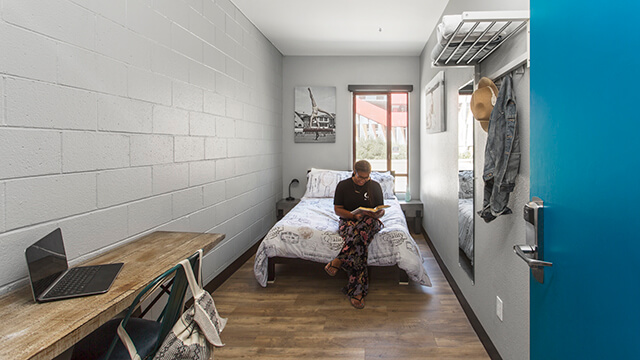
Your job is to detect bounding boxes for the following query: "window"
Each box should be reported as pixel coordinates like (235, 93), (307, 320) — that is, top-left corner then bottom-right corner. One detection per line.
(353, 91), (409, 192)
(458, 83), (474, 171)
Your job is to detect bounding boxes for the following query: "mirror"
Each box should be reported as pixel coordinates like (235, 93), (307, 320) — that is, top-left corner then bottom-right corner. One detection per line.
(457, 80), (475, 281)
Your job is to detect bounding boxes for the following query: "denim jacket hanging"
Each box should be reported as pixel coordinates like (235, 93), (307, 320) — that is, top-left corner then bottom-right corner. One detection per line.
(478, 75), (520, 223)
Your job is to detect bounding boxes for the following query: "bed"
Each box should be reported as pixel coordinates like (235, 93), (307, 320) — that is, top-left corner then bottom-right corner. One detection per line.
(458, 170), (474, 264)
(254, 168), (432, 287)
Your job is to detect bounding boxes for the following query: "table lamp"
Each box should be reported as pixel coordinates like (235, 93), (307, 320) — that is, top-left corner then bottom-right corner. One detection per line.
(286, 179), (299, 201)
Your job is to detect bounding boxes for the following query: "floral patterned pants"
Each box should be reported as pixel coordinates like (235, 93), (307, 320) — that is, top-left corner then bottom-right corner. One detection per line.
(336, 216), (383, 298)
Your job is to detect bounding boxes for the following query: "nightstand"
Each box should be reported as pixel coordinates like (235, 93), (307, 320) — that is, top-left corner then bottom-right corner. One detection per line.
(276, 198), (300, 220)
(397, 199), (423, 234)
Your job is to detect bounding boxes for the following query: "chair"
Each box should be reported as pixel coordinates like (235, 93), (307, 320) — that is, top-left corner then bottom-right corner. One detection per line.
(71, 251), (201, 360)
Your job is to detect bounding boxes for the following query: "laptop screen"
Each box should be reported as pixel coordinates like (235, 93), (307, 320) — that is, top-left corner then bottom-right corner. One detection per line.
(25, 228), (68, 300)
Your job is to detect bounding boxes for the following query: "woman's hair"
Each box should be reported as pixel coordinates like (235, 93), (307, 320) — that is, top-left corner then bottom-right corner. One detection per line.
(354, 160), (372, 174)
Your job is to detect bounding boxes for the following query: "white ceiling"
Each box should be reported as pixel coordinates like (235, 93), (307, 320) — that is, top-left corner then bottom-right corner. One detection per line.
(229, 0), (449, 56)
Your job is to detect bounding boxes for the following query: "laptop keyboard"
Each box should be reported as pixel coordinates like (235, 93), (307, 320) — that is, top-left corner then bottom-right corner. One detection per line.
(46, 266), (100, 298)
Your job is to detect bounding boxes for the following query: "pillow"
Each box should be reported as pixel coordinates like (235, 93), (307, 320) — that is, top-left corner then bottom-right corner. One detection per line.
(369, 171), (395, 199)
(303, 168), (395, 199)
(303, 168), (351, 198)
(458, 170), (474, 199)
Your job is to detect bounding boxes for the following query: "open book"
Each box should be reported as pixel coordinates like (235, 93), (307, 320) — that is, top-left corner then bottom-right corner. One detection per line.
(350, 205), (390, 215)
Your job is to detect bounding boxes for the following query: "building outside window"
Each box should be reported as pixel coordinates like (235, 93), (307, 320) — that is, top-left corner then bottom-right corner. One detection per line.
(353, 92), (409, 192)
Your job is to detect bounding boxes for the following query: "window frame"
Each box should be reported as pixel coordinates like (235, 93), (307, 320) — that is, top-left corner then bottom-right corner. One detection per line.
(352, 91), (409, 191)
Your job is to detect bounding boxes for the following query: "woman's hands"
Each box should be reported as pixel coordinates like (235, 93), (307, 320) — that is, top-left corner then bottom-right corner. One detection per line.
(362, 209), (384, 219)
(334, 206), (384, 220)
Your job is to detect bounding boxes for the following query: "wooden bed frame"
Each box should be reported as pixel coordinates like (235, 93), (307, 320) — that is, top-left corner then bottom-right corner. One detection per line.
(267, 256), (409, 285)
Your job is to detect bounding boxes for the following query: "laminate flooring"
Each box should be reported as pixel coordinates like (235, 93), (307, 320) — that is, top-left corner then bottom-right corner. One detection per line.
(211, 234), (490, 360)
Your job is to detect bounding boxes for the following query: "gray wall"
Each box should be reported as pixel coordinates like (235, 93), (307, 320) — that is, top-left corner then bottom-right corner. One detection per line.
(282, 56), (421, 198)
(419, 1), (530, 359)
(0, 0), (283, 294)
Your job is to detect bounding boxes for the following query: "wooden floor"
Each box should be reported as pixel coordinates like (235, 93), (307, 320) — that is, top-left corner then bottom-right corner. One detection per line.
(211, 234), (490, 360)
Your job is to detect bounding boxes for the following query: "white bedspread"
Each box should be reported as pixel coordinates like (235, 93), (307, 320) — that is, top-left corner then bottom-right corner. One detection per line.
(458, 198), (474, 264)
(254, 197), (432, 287)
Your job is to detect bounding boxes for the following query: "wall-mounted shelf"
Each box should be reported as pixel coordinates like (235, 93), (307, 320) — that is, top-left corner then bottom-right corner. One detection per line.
(431, 11), (529, 68)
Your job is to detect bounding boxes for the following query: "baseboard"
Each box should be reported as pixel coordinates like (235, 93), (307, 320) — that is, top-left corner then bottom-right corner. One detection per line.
(421, 227), (503, 360)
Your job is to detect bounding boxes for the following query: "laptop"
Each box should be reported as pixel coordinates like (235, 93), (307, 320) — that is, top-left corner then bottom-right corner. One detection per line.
(25, 228), (124, 303)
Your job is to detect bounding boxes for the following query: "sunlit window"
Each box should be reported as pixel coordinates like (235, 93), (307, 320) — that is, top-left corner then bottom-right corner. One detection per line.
(353, 92), (409, 192)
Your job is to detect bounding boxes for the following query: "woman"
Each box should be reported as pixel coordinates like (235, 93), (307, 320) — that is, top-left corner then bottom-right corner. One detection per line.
(324, 160), (385, 309)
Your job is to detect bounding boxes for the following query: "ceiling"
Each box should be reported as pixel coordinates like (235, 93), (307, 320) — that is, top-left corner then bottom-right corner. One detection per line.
(229, 0), (449, 56)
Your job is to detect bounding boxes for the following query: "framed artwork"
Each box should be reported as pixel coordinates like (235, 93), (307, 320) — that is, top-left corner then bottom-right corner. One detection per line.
(425, 71), (445, 134)
(294, 86), (336, 143)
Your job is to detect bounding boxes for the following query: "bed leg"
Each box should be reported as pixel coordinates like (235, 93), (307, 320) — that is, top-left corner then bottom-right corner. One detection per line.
(267, 257), (275, 283)
(399, 268), (409, 285)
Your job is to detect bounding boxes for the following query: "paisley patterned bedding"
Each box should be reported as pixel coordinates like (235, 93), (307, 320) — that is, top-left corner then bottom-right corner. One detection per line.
(254, 197), (432, 287)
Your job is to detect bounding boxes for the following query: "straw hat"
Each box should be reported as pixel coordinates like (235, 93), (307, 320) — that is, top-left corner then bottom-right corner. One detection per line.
(470, 77), (499, 131)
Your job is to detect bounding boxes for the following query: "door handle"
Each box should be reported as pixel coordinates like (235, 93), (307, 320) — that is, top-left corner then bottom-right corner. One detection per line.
(514, 197), (551, 283)
(513, 244), (552, 268)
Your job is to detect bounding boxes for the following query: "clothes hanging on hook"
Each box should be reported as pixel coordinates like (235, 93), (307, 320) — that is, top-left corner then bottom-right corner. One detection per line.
(478, 75), (521, 223)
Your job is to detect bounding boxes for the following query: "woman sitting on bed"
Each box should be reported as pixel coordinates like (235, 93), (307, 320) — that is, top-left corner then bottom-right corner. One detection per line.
(324, 160), (385, 309)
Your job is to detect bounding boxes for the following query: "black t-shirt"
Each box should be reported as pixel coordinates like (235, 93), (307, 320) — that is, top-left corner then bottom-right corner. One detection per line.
(333, 177), (384, 212)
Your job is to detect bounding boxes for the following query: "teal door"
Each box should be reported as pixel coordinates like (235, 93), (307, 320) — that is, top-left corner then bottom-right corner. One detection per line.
(530, 1), (640, 359)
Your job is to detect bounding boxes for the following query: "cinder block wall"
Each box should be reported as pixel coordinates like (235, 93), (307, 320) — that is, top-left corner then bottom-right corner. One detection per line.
(0, 0), (283, 293)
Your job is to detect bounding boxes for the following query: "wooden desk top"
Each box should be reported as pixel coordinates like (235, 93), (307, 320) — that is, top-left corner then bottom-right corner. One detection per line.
(0, 231), (224, 360)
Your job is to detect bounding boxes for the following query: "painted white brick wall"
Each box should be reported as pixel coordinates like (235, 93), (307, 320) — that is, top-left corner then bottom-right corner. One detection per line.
(189, 112), (216, 137)
(172, 187), (204, 218)
(204, 90), (226, 115)
(203, 180), (226, 206)
(98, 94), (153, 133)
(173, 81), (204, 112)
(127, 67), (172, 105)
(153, 105), (189, 135)
(97, 167), (152, 207)
(205, 137), (227, 159)
(0, 0), (283, 293)
(127, 195), (173, 237)
(174, 136), (205, 162)
(4, 0), (97, 51)
(152, 163), (190, 195)
(189, 160), (217, 186)
(63, 132), (130, 172)
(0, 22), (58, 83)
(0, 183), (5, 233)
(0, 128), (62, 179)
(130, 134), (174, 166)
(6, 78), (98, 130)
(0, 78), (4, 126)
(5, 173), (97, 229)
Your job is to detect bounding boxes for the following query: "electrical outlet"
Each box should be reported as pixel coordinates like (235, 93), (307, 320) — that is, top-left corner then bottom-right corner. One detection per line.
(496, 296), (504, 321)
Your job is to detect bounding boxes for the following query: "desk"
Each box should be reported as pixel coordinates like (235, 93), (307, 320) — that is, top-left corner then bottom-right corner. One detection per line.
(0, 231), (224, 360)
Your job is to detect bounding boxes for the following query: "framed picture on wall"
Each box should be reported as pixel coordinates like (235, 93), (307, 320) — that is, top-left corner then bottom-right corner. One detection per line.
(425, 71), (445, 134)
(294, 86), (336, 143)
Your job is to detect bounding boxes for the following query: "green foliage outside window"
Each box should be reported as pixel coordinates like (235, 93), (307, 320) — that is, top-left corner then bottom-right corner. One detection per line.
(357, 138), (407, 160)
